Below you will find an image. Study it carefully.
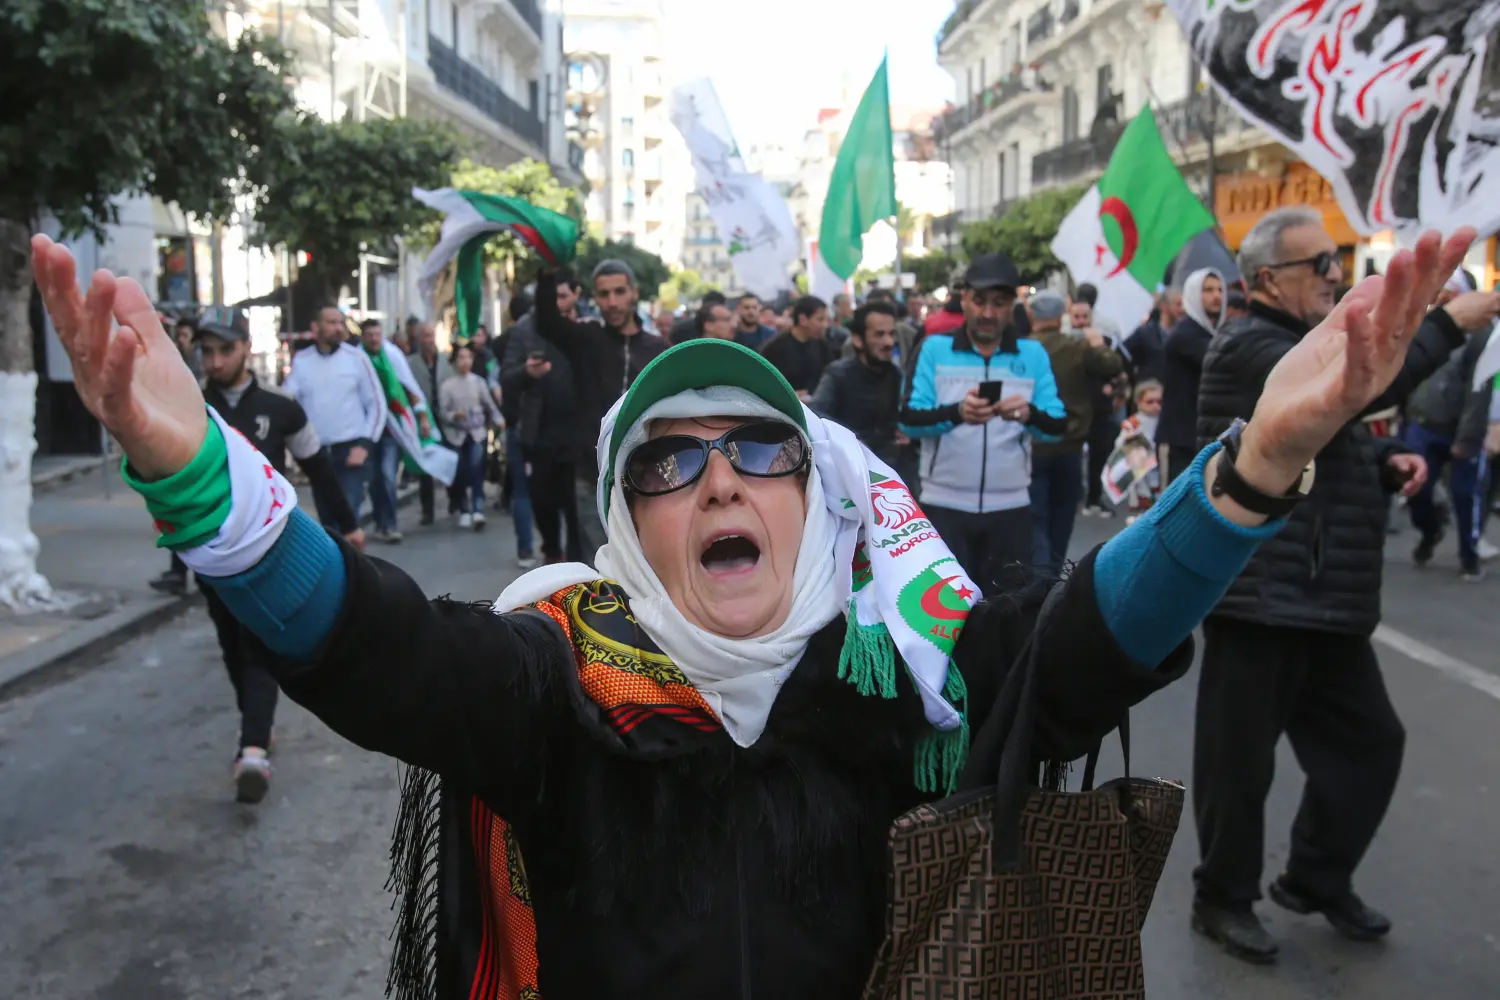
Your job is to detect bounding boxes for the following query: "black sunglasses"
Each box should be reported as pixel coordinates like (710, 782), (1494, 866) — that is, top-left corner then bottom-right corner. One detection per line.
(623, 421), (808, 497)
(1266, 250), (1340, 278)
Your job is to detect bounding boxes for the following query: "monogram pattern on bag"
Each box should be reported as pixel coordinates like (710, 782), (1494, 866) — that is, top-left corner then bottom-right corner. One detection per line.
(865, 777), (1185, 1000)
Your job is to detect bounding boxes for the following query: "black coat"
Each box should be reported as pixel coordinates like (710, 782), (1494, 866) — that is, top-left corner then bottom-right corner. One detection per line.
(499, 313), (579, 460)
(535, 272), (669, 478)
(1123, 319), (1167, 385)
(809, 357), (905, 465)
(1158, 316), (1215, 449)
(273, 546), (1187, 999)
(1197, 300), (1461, 634)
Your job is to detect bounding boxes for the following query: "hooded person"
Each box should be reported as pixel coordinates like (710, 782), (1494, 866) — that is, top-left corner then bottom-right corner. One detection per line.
(29, 225), (1474, 999)
(1159, 267), (1227, 485)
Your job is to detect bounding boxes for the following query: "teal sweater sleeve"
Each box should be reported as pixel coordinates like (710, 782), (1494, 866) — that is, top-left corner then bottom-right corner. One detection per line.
(199, 507), (348, 659)
(1093, 442), (1285, 666)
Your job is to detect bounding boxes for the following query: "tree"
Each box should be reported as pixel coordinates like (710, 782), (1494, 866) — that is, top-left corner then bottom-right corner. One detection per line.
(250, 116), (460, 302)
(574, 238), (671, 300)
(896, 201), (918, 252)
(0, 0), (295, 606)
(907, 250), (959, 294)
(657, 268), (721, 311)
(960, 184), (1088, 282)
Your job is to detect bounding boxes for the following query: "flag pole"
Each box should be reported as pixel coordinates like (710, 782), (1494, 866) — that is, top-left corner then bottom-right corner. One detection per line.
(893, 214), (905, 303)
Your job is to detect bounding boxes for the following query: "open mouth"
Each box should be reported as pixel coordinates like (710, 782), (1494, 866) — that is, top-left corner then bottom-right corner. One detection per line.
(700, 534), (761, 576)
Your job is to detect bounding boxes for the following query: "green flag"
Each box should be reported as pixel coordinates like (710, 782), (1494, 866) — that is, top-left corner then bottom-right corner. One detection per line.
(414, 188), (580, 338)
(1095, 112), (1215, 290)
(817, 57), (897, 280)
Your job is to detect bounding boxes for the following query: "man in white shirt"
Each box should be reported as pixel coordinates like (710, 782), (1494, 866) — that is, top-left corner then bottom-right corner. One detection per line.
(283, 306), (387, 528)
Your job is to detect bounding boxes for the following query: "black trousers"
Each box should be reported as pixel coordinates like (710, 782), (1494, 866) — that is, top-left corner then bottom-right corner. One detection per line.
(924, 505), (1033, 596)
(529, 459), (581, 561)
(1085, 405), (1120, 507)
(203, 585), (280, 751)
(1193, 617), (1406, 906)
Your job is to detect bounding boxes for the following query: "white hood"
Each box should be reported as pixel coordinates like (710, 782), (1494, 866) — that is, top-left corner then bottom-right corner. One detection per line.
(1182, 267), (1226, 332)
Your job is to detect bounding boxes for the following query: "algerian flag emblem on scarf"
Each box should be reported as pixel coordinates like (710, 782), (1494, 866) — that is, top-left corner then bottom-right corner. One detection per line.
(1050, 111), (1215, 334)
(364, 344), (458, 486)
(413, 188), (580, 339)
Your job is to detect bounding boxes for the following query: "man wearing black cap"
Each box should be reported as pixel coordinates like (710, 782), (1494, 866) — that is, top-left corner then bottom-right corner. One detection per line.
(900, 254), (1067, 594)
(194, 306), (364, 803)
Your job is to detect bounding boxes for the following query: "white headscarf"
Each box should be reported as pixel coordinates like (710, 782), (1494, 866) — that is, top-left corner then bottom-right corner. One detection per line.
(495, 388), (973, 755)
(1181, 267), (1226, 332)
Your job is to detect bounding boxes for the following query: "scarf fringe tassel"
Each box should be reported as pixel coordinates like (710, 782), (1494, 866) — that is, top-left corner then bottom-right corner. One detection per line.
(838, 604), (969, 796)
(385, 763), (442, 1000)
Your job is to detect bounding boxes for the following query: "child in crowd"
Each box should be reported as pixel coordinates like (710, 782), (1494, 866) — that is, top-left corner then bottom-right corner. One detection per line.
(1107, 380), (1164, 524)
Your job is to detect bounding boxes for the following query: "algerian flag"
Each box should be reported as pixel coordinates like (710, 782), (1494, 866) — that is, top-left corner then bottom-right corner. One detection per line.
(813, 56), (897, 300)
(413, 188), (580, 338)
(1050, 111), (1215, 334)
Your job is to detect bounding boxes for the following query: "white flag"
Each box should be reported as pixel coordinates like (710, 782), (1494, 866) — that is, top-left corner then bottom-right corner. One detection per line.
(672, 80), (799, 300)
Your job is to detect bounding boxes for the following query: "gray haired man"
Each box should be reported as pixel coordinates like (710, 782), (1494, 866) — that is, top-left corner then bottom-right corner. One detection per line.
(1190, 206), (1460, 963)
(534, 259), (669, 558)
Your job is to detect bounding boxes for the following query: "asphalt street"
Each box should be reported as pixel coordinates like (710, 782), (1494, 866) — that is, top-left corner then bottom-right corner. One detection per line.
(2, 502), (1498, 998)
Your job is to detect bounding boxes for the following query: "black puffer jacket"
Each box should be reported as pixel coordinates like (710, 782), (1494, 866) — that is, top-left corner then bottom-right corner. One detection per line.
(1197, 300), (1462, 634)
(809, 357), (904, 465)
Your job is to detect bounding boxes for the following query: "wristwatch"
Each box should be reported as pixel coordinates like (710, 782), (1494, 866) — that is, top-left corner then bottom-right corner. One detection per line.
(1211, 418), (1315, 517)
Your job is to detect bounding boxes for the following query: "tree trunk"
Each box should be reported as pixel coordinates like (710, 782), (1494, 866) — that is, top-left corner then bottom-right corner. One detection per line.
(0, 217), (55, 608)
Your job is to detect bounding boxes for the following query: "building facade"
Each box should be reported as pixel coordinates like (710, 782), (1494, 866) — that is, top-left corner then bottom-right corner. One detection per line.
(563, 0), (691, 267)
(681, 193), (736, 291)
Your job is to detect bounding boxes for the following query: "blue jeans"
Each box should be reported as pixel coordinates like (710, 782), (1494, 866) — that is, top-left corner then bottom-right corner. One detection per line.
(454, 437), (487, 514)
(369, 431), (402, 533)
(1029, 450), (1084, 575)
(1405, 423), (1489, 571)
(506, 426), (534, 556)
(316, 440), (374, 530)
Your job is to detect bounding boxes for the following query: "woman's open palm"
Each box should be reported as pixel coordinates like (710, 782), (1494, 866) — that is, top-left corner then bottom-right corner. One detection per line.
(1250, 227), (1474, 472)
(32, 235), (207, 480)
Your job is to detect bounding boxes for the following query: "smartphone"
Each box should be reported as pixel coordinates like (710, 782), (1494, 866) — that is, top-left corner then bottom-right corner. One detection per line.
(978, 380), (1004, 404)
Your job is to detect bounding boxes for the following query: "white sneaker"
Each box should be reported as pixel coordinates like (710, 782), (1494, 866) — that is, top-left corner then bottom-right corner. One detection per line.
(457, 513), (473, 529)
(472, 512), (486, 531)
(234, 747), (272, 804)
(1477, 538), (1499, 562)
(517, 554), (539, 569)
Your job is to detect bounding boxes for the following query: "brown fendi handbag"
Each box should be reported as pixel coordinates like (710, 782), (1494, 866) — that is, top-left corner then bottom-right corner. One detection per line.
(864, 586), (1186, 1000)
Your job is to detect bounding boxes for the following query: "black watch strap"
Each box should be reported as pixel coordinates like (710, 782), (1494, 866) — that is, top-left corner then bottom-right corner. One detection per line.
(1211, 420), (1306, 517)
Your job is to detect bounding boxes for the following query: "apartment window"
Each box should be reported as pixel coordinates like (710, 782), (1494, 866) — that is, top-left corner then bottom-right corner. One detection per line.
(451, 6), (459, 51)
(622, 148), (635, 168)
(1008, 142), (1020, 198)
(997, 150), (1007, 204)
(966, 68), (974, 106)
(621, 115), (634, 132)
(623, 204), (634, 222)
(1097, 64), (1114, 108)
(529, 80), (539, 113)
(979, 57), (987, 94)
(1009, 25), (1023, 72)
(624, 186), (636, 206)
(1062, 86), (1080, 142)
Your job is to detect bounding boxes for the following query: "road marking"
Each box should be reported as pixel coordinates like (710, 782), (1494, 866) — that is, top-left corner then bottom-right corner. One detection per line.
(1373, 624), (1500, 703)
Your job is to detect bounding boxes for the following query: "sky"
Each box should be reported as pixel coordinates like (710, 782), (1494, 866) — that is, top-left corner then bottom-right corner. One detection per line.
(660, 0), (956, 151)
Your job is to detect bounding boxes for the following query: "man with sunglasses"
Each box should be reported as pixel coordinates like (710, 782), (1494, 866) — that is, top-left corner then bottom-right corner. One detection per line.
(1191, 207), (1467, 964)
(900, 254), (1067, 595)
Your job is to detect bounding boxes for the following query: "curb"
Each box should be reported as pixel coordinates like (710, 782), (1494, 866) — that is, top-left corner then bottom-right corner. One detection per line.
(0, 480), (422, 703)
(32, 456), (112, 494)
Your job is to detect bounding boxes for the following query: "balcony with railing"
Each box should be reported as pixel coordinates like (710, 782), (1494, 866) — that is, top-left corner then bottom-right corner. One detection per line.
(933, 75), (1042, 143)
(507, 0), (543, 37)
(937, 0), (984, 49)
(428, 36), (544, 149)
(1031, 94), (1259, 188)
(1026, 7), (1055, 44)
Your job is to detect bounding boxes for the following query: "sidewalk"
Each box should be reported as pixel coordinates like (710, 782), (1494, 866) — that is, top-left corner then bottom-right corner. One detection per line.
(0, 461), (416, 698)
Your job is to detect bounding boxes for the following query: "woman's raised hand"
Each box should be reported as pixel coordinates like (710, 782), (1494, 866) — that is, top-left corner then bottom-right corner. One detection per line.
(32, 235), (207, 480)
(1241, 226), (1475, 487)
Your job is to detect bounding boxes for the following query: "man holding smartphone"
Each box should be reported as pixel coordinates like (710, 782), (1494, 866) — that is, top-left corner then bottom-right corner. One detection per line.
(900, 254), (1067, 594)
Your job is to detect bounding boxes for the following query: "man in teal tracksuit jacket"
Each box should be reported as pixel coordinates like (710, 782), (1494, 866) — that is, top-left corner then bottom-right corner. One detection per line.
(900, 253), (1066, 593)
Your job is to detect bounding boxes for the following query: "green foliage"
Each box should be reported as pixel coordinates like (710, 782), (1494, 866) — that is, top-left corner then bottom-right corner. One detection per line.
(896, 202), (917, 246)
(658, 268), (721, 311)
(574, 238), (671, 299)
(906, 250), (959, 293)
(415, 158), (583, 283)
(0, 0), (296, 234)
(960, 184), (1088, 282)
(249, 116), (459, 297)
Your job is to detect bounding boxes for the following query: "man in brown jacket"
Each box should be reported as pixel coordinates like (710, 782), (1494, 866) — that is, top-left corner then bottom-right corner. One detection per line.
(1026, 290), (1124, 573)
